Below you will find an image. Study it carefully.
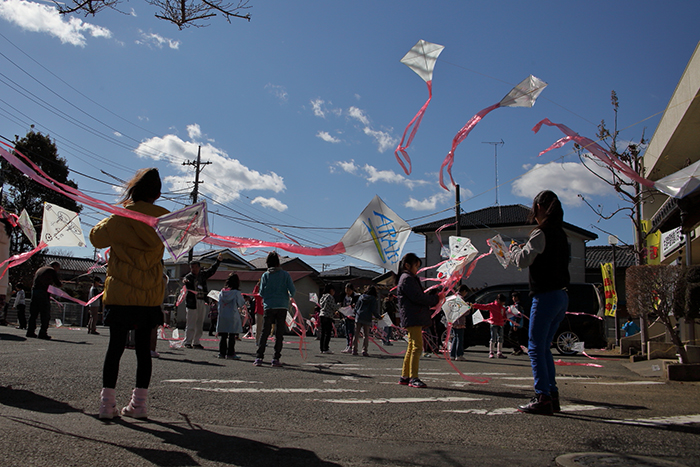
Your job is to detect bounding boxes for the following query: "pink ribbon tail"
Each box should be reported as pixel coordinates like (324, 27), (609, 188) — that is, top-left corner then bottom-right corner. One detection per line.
(395, 81), (433, 175)
(440, 103), (501, 190)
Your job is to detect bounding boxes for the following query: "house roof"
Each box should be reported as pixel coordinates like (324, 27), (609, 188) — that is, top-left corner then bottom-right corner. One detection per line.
(319, 266), (380, 280)
(40, 254), (107, 275)
(164, 248), (255, 269)
(209, 270), (313, 283)
(249, 255), (318, 272)
(412, 204), (598, 240)
(585, 245), (637, 269)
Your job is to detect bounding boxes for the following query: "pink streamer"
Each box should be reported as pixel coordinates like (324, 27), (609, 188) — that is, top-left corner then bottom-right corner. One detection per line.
(0, 242), (47, 282)
(440, 103), (501, 190)
(532, 118), (655, 188)
(48, 285), (103, 307)
(395, 81), (433, 175)
(554, 359), (603, 368)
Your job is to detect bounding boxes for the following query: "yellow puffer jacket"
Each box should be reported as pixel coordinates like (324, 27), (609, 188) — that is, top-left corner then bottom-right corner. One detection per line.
(90, 201), (170, 307)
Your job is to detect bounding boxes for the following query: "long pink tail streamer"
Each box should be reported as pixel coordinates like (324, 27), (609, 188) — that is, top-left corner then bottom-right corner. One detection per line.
(532, 118), (655, 188)
(441, 324), (490, 384)
(395, 81), (433, 175)
(554, 359), (603, 368)
(0, 242), (48, 282)
(0, 142), (349, 258)
(440, 103), (501, 190)
(48, 285), (103, 307)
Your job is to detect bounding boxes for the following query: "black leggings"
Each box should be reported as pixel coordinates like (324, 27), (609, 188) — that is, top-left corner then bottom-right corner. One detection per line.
(103, 324), (152, 389)
(319, 316), (333, 351)
(219, 332), (237, 356)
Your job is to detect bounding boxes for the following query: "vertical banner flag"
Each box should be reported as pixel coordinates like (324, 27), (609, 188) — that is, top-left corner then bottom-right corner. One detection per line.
(339, 195), (410, 273)
(601, 262), (617, 317)
(40, 202), (86, 248)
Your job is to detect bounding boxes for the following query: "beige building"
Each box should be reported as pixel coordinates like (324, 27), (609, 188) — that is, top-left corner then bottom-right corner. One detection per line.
(641, 41), (700, 345)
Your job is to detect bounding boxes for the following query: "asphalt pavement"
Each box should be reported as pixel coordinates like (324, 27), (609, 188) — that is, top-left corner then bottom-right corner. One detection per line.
(1, 325), (699, 467)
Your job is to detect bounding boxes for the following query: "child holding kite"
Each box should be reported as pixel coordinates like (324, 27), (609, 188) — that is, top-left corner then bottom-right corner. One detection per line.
(470, 294), (508, 359)
(319, 284), (339, 354)
(340, 283), (358, 354)
(90, 168), (169, 419)
(510, 190), (570, 416)
(397, 253), (443, 388)
(217, 273), (245, 359)
(352, 286), (381, 356)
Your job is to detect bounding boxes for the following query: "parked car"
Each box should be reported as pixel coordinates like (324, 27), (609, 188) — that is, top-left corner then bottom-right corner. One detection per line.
(463, 283), (606, 355)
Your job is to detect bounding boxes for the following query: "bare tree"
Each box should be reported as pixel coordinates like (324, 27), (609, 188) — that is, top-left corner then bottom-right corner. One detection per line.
(626, 265), (698, 364)
(52, 0), (251, 29)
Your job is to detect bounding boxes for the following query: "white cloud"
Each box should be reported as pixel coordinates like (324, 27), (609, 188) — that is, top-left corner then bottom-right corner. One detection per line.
(251, 197), (288, 212)
(316, 131), (341, 144)
(404, 192), (452, 211)
(331, 160), (428, 190)
(134, 126), (285, 203)
(331, 160), (359, 175)
(265, 84), (288, 103)
(0, 0), (112, 46)
(187, 123), (202, 141)
(363, 127), (398, 153)
(347, 106), (370, 126)
(512, 161), (616, 207)
(135, 30), (180, 49)
(311, 98), (326, 118)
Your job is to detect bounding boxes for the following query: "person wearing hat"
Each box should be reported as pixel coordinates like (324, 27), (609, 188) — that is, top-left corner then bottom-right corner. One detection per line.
(87, 277), (103, 335)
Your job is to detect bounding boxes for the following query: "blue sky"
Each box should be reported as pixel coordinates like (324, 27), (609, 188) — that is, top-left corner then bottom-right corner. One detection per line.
(1, 0), (698, 272)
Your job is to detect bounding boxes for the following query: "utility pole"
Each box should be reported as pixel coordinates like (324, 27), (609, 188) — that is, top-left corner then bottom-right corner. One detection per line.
(455, 184), (461, 237)
(482, 140), (504, 207)
(182, 146), (211, 263)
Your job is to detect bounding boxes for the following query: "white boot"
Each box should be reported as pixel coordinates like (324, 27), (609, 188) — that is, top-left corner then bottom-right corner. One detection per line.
(99, 388), (119, 419)
(121, 388), (148, 419)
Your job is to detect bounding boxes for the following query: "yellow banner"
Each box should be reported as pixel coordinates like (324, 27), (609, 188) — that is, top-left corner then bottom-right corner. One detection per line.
(642, 219), (661, 265)
(601, 262), (617, 317)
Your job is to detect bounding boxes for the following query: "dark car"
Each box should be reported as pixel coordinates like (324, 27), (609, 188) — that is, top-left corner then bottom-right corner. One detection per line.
(464, 283), (606, 355)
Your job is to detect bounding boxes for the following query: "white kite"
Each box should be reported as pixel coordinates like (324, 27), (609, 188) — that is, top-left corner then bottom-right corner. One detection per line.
(441, 294), (472, 325)
(487, 234), (511, 269)
(155, 201), (209, 261)
(395, 39), (445, 175)
(40, 202), (86, 248)
(309, 293), (319, 305)
(340, 195), (411, 273)
(436, 236), (479, 280)
(440, 75), (548, 190)
(18, 209), (37, 248)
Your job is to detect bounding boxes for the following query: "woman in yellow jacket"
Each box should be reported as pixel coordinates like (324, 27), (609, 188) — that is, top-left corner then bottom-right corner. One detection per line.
(90, 168), (169, 420)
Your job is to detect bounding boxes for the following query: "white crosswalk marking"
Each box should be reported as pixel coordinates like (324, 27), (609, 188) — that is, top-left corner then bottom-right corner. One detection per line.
(315, 396), (484, 404)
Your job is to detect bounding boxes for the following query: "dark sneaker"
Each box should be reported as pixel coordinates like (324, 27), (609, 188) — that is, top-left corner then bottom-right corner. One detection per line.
(497, 353), (507, 359)
(271, 359), (283, 367)
(398, 377), (410, 385)
(253, 358), (263, 366)
(184, 344), (193, 349)
(551, 391), (561, 413)
(26, 332), (38, 338)
(227, 355), (241, 360)
(408, 378), (427, 388)
(215, 354), (226, 359)
(518, 394), (553, 415)
(193, 344), (204, 350)
(37, 334), (52, 340)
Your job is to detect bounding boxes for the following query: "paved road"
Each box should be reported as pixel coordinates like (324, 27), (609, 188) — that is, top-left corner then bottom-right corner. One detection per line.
(1, 326), (699, 467)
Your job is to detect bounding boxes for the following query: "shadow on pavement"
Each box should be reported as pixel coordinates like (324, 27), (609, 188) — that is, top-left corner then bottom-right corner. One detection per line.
(0, 386), (81, 414)
(121, 415), (342, 467)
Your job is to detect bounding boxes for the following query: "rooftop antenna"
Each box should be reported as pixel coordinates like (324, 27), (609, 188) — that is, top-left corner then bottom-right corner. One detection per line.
(482, 139), (505, 210)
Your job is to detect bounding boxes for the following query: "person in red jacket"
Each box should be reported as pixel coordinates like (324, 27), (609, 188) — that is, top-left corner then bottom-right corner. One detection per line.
(470, 294), (508, 359)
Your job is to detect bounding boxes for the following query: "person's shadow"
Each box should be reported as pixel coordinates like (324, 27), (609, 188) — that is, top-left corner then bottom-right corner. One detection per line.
(118, 414), (341, 467)
(0, 386), (81, 414)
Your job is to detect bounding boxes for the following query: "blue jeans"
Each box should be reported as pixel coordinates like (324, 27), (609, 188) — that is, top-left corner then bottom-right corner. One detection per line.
(528, 289), (568, 396)
(450, 328), (465, 358)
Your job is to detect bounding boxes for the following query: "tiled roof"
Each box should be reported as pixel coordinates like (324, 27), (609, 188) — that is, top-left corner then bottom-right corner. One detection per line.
(585, 245), (637, 269)
(412, 204), (597, 240)
(40, 254), (107, 274)
(319, 266), (380, 280)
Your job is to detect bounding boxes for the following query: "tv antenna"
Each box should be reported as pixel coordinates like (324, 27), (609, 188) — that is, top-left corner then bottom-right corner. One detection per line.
(482, 139), (504, 206)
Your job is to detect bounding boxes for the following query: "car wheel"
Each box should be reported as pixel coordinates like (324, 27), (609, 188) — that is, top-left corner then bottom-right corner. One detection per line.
(555, 331), (580, 355)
